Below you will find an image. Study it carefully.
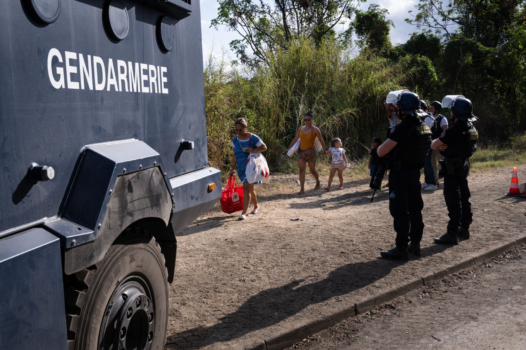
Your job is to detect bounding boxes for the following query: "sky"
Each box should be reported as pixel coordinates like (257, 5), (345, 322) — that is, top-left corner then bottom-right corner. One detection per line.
(199, 0), (422, 64)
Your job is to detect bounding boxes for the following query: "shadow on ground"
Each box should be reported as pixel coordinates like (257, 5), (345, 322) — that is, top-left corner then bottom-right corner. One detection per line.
(166, 244), (450, 349)
(288, 189), (389, 210)
(494, 195), (526, 203)
(179, 178), (377, 237)
(177, 216), (232, 237)
(256, 178), (372, 203)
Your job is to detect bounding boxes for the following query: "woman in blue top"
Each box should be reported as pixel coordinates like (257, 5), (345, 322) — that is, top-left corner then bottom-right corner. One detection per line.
(229, 118), (267, 220)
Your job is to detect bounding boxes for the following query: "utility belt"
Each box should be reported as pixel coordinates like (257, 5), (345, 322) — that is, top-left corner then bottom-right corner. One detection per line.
(388, 161), (424, 172)
(438, 156), (465, 178)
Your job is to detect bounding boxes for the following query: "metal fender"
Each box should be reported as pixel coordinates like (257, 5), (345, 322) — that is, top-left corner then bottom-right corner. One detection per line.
(44, 139), (174, 275)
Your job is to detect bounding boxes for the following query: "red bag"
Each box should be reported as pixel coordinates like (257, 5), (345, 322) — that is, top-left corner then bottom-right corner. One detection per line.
(220, 175), (244, 214)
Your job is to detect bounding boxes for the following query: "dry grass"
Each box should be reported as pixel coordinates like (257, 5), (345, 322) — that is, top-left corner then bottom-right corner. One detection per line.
(470, 135), (526, 173)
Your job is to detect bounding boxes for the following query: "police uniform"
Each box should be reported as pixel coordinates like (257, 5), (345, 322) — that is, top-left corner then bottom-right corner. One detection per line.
(434, 110), (478, 245)
(380, 91), (432, 260)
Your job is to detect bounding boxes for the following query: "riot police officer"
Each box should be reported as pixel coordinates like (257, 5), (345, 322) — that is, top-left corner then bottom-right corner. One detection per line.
(376, 91), (432, 260)
(431, 96), (478, 245)
(420, 100), (428, 112)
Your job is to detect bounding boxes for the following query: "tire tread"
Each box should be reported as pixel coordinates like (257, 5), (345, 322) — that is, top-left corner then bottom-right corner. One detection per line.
(64, 227), (168, 349)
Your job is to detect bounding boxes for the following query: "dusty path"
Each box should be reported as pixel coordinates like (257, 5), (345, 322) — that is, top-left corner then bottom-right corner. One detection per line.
(287, 244), (526, 350)
(165, 166), (526, 350)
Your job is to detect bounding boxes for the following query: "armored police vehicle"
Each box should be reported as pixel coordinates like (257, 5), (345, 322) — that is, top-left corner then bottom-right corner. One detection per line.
(0, 1), (221, 349)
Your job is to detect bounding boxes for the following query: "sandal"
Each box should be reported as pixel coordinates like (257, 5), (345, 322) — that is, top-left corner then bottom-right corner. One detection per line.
(238, 214), (246, 221)
(250, 208), (259, 215)
(314, 184), (322, 190)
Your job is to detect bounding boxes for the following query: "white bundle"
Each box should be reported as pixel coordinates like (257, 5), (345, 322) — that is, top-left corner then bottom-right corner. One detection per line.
(287, 139), (300, 157)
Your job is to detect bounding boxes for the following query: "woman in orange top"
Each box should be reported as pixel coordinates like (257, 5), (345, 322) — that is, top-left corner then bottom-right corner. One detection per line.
(287, 111), (327, 195)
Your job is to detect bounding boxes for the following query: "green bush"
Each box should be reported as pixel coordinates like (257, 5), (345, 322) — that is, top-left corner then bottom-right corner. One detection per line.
(399, 54), (439, 99)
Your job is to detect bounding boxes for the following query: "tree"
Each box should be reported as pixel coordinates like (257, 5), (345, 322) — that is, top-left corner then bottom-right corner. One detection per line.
(354, 4), (393, 56)
(406, 0), (525, 47)
(440, 36), (493, 94)
(211, 0), (365, 67)
(405, 0), (526, 138)
(403, 31), (443, 62)
(400, 54), (439, 98)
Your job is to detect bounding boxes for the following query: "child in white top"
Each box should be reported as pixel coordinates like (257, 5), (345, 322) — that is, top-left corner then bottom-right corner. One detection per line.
(324, 138), (349, 191)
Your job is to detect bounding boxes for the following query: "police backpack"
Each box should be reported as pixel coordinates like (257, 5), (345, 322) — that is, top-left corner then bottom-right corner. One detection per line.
(442, 122), (478, 160)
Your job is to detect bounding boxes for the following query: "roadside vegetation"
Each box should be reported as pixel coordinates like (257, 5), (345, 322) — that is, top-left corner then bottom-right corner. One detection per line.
(205, 0), (526, 176)
(205, 39), (409, 172)
(470, 135), (526, 173)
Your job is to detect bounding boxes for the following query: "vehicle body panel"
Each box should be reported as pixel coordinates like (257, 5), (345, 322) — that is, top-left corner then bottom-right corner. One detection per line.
(0, 228), (68, 350)
(0, 0), (206, 233)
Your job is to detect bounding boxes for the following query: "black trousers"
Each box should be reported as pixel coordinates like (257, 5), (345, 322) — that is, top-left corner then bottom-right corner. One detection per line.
(389, 169), (424, 247)
(443, 161), (472, 232)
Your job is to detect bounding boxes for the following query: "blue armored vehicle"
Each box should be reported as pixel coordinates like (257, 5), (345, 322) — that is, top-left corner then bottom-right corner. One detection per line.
(0, 1), (221, 349)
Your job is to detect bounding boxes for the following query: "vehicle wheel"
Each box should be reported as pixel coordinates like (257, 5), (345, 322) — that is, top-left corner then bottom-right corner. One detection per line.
(65, 228), (169, 350)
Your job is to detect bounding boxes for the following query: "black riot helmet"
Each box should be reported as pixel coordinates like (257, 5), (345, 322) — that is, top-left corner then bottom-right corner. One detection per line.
(430, 101), (442, 114)
(451, 96), (477, 122)
(396, 91), (427, 118)
(420, 100), (428, 111)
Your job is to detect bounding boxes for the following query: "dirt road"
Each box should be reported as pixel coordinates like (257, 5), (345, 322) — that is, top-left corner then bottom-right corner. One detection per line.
(287, 244), (526, 350)
(165, 166), (526, 350)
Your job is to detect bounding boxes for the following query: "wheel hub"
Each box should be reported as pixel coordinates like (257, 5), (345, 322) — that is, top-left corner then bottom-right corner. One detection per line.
(99, 278), (155, 350)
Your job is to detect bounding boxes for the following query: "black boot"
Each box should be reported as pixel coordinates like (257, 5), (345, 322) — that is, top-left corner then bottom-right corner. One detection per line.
(408, 241), (421, 256)
(381, 246), (409, 260)
(458, 226), (470, 240)
(434, 232), (459, 245)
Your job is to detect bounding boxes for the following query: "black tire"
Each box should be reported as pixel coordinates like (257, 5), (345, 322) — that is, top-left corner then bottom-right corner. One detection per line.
(65, 228), (169, 350)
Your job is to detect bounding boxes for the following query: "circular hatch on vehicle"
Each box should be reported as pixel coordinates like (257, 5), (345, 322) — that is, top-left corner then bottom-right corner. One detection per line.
(30, 0), (61, 24)
(106, 0), (129, 41)
(157, 16), (174, 52)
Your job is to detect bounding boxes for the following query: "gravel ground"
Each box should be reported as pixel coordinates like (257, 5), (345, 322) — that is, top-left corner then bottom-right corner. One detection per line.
(287, 244), (526, 350)
(165, 165), (526, 350)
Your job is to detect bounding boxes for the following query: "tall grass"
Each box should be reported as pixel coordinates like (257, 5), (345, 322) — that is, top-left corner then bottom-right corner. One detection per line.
(205, 38), (413, 172)
(470, 134), (526, 173)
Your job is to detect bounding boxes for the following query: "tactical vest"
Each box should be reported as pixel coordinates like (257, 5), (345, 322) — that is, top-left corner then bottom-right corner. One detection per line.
(443, 121), (478, 160)
(387, 118), (432, 170)
(431, 115), (445, 139)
